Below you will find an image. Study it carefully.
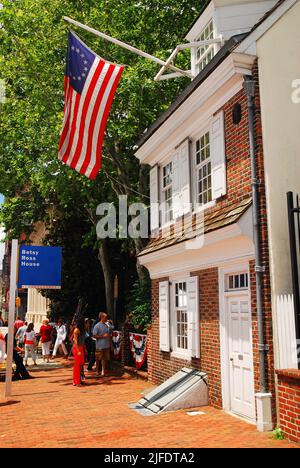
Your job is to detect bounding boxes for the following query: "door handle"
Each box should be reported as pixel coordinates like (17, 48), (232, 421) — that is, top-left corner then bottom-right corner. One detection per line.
(230, 358), (234, 362)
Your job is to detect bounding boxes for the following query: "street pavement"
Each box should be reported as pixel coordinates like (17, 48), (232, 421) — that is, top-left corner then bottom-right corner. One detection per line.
(0, 360), (298, 448)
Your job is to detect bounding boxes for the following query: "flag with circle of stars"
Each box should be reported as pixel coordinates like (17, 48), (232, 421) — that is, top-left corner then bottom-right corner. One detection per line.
(67, 32), (95, 94)
(58, 30), (125, 179)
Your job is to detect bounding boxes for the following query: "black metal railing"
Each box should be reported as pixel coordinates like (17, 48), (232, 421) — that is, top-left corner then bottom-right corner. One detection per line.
(287, 191), (300, 369)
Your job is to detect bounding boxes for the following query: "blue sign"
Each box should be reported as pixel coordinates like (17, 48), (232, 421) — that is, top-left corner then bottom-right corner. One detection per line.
(18, 245), (62, 289)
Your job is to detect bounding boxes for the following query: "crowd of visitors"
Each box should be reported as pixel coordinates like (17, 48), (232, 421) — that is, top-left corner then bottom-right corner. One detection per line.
(0, 311), (114, 387)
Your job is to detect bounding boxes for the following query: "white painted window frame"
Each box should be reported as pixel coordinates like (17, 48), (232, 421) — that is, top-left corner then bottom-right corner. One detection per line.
(194, 129), (213, 207)
(161, 160), (173, 227)
(193, 18), (221, 75)
(170, 279), (191, 360)
(195, 19), (215, 70)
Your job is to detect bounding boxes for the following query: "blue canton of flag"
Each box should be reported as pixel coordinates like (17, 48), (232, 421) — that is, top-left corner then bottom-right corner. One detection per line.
(67, 32), (95, 94)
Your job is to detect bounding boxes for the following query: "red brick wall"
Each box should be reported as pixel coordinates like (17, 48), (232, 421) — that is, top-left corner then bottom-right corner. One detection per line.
(193, 268), (222, 408)
(148, 268), (222, 409)
(221, 89), (252, 205)
(276, 370), (300, 444)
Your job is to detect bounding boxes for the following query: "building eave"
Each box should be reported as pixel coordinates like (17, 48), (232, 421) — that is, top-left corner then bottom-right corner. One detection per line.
(135, 50), (255, 165)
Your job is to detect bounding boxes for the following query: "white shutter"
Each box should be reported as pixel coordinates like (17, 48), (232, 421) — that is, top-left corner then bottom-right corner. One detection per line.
(187, 276), (200, 358)
(211, 111), (226, 199)
(179, 139), (191, 215)
(172, 151), (181, 220)
(172, 139), (191, 219)
(150, 165), (159, 231)
(159, 281), (170, 352)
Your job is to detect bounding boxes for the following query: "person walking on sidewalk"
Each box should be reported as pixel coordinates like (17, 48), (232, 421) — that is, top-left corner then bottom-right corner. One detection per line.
(51, 319), (68, 359)
(93, 312), (112, 377)
(39, 319), (53, 363)
(16, 321), (27, 349)
(72, 317), (86, 387)
(5, 329), (33, 380)
(24, 323), (37, 367)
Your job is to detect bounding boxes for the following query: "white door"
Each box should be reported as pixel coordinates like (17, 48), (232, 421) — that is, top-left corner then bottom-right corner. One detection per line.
(227, 294), (255, 420)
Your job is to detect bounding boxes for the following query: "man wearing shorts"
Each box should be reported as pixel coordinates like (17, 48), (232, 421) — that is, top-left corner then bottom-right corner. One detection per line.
(93, 312), (111, 377)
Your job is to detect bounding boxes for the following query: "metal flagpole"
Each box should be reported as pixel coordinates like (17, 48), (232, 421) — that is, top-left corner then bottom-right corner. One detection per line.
(63, 16), (193, 79)
(4, 239), (18, 398)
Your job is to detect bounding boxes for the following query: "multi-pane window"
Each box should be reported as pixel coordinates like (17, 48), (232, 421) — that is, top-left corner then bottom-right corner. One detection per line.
(175, 282), (188, 351)
(196, 20), (215, 72)
(227, 273), (249, 290)
(162, 162), (173, 223)
(195, 131), (212, 205)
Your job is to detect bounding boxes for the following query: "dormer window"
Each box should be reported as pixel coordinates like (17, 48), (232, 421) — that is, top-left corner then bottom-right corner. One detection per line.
(195, 19), (215, 73)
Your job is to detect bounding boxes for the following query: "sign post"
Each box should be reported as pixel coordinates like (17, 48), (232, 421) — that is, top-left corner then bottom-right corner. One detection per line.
(3, 243), (62, 398)
(4, 239), (18, 398)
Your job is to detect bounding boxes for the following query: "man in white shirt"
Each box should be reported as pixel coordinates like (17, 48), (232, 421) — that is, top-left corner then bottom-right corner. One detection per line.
(51, 319), (68, 359)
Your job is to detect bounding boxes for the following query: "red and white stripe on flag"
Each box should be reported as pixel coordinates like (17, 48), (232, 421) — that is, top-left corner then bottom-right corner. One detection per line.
(58, 31), (124, 180)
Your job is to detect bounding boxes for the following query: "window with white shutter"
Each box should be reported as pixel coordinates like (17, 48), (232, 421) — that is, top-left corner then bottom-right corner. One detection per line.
(210, 111), (226, 199)
(171, 277), (200, 359)
(162, 162), (173, 224)
(149, 165), (159, 231)
(187, 276), (200, 358)
(159, 281), (170, 352)
(172, 139), (191, 219)
(174, 281), (188, 353)
(195, 131), (212, 206)
(179, 140), (191, 215)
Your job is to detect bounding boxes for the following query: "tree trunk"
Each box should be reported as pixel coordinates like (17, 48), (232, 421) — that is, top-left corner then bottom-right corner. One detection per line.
(98, 239), (114, 316)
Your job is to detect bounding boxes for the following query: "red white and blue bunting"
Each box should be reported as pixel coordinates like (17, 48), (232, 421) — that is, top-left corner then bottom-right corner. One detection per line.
(112, 330), (122, 360)
(129, 332), (147, 369)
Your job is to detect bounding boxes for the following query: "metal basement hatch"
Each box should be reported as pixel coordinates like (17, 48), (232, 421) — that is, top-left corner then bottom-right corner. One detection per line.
(129, 368), (208, 416)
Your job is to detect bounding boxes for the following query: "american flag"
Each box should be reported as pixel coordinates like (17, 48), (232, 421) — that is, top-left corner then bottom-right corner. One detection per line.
(58, 31), (124, 180)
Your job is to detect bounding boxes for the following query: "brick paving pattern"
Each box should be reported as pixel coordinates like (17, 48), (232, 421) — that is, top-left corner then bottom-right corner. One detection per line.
(0, 362), (298, 448)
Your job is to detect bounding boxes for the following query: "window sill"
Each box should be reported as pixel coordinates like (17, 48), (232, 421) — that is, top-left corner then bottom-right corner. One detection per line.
(193, 199), (216, 214)
(171, 351), (191, 361)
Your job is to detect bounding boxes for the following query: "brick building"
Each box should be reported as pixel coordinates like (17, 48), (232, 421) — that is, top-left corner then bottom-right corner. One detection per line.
(135, 0), (300, 437)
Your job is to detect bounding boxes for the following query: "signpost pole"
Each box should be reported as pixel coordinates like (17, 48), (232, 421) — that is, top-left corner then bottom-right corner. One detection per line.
(4, 239), (18, 398)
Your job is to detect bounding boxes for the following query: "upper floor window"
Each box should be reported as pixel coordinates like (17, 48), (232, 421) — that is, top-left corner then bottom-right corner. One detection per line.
(195, 131), (212, 205)
(162, 162), (173, 224)
(196, 20), (215, 73)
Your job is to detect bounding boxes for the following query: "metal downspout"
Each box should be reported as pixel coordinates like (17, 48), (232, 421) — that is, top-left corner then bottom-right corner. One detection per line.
(243, 76), (268, 394)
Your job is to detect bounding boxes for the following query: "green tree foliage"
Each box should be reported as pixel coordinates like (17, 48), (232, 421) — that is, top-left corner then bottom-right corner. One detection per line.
(0, 0), (204, 321)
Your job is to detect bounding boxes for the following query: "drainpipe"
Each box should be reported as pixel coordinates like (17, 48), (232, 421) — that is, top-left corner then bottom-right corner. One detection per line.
(243, 76), (268, 394)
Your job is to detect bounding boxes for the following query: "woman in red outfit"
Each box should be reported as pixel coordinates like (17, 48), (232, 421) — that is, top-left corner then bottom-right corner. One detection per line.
(72, 317), (86, 387)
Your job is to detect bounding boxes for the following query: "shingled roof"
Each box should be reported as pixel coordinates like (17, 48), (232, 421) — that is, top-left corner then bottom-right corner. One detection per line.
(139, 197), (252, 257)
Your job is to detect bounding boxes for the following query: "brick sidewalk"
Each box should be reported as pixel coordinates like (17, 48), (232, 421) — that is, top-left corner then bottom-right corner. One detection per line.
(0, 362), (298, 448)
